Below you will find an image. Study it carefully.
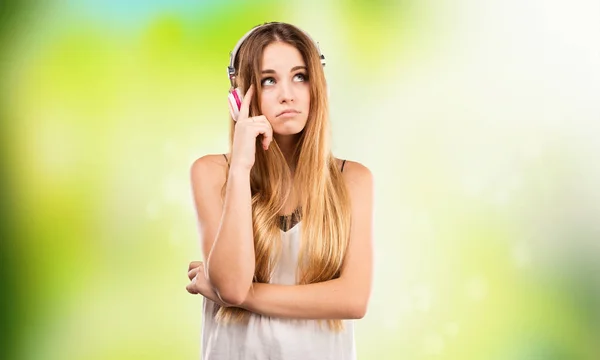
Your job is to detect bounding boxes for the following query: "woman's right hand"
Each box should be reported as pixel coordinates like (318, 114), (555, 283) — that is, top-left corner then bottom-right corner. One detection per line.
(230, 85), (274, 171)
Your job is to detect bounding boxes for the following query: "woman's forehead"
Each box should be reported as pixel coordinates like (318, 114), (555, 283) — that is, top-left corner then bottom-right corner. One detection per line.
(261, 42), (305, 70)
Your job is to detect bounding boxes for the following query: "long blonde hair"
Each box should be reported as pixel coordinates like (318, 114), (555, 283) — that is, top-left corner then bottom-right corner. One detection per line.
(216, 23), (351, 331)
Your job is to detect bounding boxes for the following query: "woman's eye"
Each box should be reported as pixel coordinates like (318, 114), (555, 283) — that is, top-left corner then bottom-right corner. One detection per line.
(261, 77), (275, 86)
(293, 73), (307, 82)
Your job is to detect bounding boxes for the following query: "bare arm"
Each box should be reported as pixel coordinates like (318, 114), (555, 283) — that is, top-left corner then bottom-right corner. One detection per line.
(191, 86), (273, 305)
(190, 156), (255, 305)
(240, 278), (364, 320)
(239, 161), (374, 319)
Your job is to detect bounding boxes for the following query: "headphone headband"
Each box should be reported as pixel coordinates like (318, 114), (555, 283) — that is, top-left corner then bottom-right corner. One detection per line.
(227, 22), (326, 86)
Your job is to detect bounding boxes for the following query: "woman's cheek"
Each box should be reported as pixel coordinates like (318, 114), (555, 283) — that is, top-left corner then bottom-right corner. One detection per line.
(261, 95), (277, 118)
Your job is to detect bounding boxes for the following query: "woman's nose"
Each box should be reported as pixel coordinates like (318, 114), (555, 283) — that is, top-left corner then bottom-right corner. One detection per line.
(278, 81), (294, 103)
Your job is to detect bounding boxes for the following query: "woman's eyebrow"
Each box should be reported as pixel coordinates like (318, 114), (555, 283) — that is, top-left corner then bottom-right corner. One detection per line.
(290, 65), (307, 72)
(261, 65), (307, 74)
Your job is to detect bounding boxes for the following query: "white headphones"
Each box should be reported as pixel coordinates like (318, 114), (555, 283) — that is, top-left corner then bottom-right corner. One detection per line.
(227, 22), (326, 121)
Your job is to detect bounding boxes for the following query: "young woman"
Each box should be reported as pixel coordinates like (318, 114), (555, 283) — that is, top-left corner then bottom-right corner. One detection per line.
(186, 22), (374, 360)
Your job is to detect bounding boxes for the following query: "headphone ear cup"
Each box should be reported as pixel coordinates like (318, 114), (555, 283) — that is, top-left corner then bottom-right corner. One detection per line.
(227, 88), (243, 121)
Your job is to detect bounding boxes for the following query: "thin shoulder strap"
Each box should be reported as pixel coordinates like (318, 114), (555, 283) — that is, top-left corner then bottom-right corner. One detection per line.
(223, 154), (229, 168)
(341, 159), (347, 173)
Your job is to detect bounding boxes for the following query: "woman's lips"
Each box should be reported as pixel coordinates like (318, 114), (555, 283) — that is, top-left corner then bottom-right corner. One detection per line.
(277, 109), (300, 117)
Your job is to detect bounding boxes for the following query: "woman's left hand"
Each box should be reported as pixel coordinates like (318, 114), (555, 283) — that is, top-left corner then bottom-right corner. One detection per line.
(186, 261), (229, 307)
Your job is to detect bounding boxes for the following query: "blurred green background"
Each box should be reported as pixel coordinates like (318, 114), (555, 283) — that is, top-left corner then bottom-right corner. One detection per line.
(1, 0), (599, 359)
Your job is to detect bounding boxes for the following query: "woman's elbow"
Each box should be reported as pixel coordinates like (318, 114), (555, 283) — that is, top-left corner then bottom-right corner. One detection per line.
(348, 302), (368, 319)
(347, 293), (370, 319)
(216, 288), (249, 306)
(207, 269), (251, 306)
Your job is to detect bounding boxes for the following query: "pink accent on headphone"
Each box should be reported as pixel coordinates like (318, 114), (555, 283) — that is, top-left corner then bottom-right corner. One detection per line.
(227, 88), (243, 121)
(232, 88), (242, 109)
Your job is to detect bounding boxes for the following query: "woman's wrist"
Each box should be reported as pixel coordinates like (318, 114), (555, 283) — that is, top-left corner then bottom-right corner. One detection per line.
(227, 164), (252, 179)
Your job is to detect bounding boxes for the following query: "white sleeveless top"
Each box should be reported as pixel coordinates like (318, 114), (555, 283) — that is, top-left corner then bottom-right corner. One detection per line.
(200, 222), (356, 360)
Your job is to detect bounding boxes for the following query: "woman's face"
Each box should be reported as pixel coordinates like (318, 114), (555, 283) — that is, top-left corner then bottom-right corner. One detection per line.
(259, 41), (310, 135)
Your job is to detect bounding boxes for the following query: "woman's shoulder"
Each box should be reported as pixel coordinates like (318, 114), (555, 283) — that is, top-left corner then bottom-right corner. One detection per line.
(334, 158), (373, 191)
(190, 153), (229, 186)
(334, 158), (372, 178)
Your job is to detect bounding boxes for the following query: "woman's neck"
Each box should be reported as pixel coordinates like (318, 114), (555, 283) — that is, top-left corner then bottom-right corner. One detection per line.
(274, 133), (301, 173)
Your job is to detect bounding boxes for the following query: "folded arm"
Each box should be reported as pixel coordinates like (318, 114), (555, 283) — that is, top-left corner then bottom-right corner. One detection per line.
(240, 278), (364, 319)
(191, 156), (255, 305)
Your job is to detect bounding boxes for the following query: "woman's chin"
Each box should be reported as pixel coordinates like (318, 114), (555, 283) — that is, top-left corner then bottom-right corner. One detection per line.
(272, 123), (306, 136)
